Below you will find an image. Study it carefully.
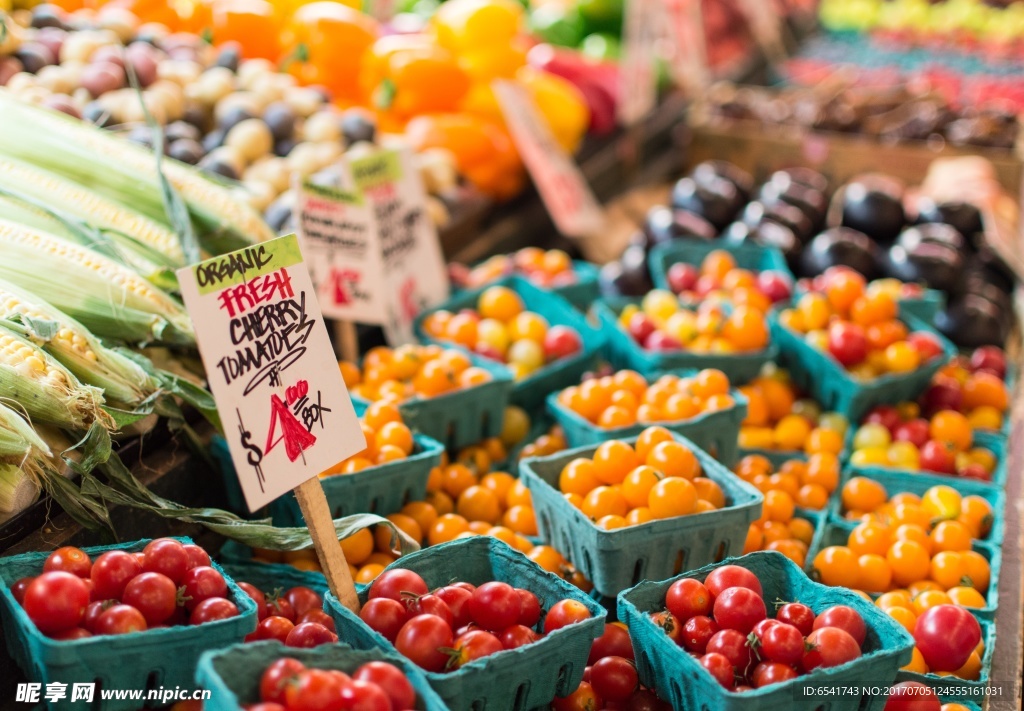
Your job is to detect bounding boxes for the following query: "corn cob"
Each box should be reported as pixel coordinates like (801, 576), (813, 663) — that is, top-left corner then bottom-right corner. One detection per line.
(0, 463), (39, 515)
(0, 278), (157, 406)
(0, 90), (274, 247)
(0, 401), (51, 463)
(0, 157), (184, 265)
(0, 321), (109, 431)
(0, 219), (195, 345)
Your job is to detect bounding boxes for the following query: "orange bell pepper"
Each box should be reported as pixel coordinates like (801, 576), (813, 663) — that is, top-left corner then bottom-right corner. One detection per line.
(210, 0), (281, 60)
(361, 34), (471, 122)
(405, 113), (524, 200)
(280, 2), (379, 101)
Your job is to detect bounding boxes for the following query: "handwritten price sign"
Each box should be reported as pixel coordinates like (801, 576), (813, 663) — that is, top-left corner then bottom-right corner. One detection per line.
(493, 80), (605, 239)
(177, 234), (364, 512)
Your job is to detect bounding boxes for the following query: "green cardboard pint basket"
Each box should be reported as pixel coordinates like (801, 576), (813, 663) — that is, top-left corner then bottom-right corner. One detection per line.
(0, 537), (257, 710)
(455, 259), (600, 312)
(519, 432), (763, 598)
(197, 641), (447, 711)
(323, 536), (606, 711)
(649, 241), (792, 292)
(617, 551), (915, 711)
(547, 382), (747, 466)
(414, 275), (606, 412)
(218, 559), (330, 599)
(268, 400), (444, 524)
(594, 298), (778, 383)
(770, 312), (956, 422)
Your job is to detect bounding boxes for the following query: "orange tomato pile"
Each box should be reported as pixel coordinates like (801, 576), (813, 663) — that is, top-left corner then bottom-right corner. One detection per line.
(925, 356), (1011, 432)
(619, 291), (770, 354)
(662, 249), (793, 308)
(556, 426), (729, 530)
(839, 479), (994, 542)
(779, 268), (944, 379)
(517, 424), (568, 461)
(556, 368), (736, 429)
(733, 452), (841, 513)
(453, 248), (582, 290)
(421, 285), (583, 381)
(814, 479), (992, 604)
(320, 400), (416, 476)
(340, 344), (494, 403)
(737, 369), (849, 452)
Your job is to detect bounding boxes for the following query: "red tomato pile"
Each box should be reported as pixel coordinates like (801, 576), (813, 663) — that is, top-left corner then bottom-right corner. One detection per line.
(12, 540), (238, 639)
(648, 565), (867, 690)
(258, 657), (422, 711)
(358, 569), (592, 672)
(238, 583), (337, 648)
(552, 623), (672, 711)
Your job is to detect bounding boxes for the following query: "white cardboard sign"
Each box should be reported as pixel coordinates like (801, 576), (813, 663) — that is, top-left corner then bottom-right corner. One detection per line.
(176, 234), (364, 512)
(295, 179), (388, 325)
(493, 79), (605, 239)
(343, 147), (450, 345)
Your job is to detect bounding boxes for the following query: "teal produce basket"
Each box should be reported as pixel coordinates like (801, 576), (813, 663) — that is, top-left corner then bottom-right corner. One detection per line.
(218, 559), (330, 599)
(519, 432), (763, 598)
(594, 298), (778, 383)
(898, 290), (946, 327)
(414, 275), (606, 412)
(455, 259), (600, 312)
(832, 467), (1006, 547)
(546, 383), (747, 466)
(845, 429), (1007, 491)
(323, 536), (605, 711)
(197, 641), (447, 711)
(617, 551), (915, 711)
(807, 519), (1000, 619)
(0, 537), (257, 710)
(895, 615), (996, 696)
(362, 353), (514, 452)
(267, 400), (444, 525)
(649, 240), (792, 292)
(770, 312), (956, 422)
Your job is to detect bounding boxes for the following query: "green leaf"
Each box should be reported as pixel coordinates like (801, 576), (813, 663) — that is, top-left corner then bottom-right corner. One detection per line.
(21, 315), (60, 341)
(374, 78), (397, 111)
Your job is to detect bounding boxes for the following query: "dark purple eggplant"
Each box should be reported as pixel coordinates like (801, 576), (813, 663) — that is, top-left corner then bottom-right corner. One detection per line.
(643, 206), (716, 248)
(915, 199), (983, 240)
(887, 238), (962, 293)
(671, 176), (740, 231)
(692, 160), (753, 203)
(724, 220), (800, 258)
(801, 227), (884, 279)
(898, 223), (969, 253)
(936, 295), (1010, 348)
(772, 167), (829, 194)
(965, 248), (1016, 294)
(742, 200), (815, 243)
(758, 175), (827, 228)
(599, 243), (653, 297)
(840, 179), (906, 244)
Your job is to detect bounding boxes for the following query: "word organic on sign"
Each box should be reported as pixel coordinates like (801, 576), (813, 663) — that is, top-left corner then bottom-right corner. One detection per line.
(177, 234), (364, 512)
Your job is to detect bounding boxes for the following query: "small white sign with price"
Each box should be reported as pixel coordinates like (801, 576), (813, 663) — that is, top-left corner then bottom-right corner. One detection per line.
(176, 234), (364, 512)
(493, 79), (605, 239)
(342, 146), (450, 345)
(295, 179), (388, 325)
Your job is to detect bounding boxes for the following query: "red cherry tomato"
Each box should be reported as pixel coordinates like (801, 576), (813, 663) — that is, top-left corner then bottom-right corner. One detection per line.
(284, 669), (344, 711)
(189, 597), (239, 625)
(43, 546), (92, 578)
(704, 566), (763, 597)
(23, 571), (90, 634)
(751, 618), (779, 642)
(182, 544), (211, 570)
(368, 569), (428, 602)
(285, 621), (337, 648)
(298, 609), (336, 632)
(649, 610), (683, 645)
(712, 587), (766, 634)
(353, 661), (416, 710)
(883, 681), (941, 711)
(237, 582), (269, 620)
(776, 602), (815, 636)
(813, 605), (866, 647)
(516, 589), (541, 627)
(90, 551), (141, 601)
(141, 538), (189, 584)
(666, 578), (713, 622)
(552, 681), (603, 711)
(760, 623), (805, 666)
(284, 586), (322, 618)
(544, 599), (592, 634)
(802, 627), (861, 671)
(499, 624), (539, 650)
(828, 321), (868, 366)
(681, 615), (719, 654)
(11, 577), (32, 605)
(406, 593), (454, 629)
(706, 629), (754, 673)
(469, 582), (522, 632)
(913, 604), (981, 672)
(50, 627), (91, 640)
(699, 652), (734, 689)
(451, 629), (503, 667)
(395, 614), (454, 672)
(435, 585), (473, 629)
(359, 597), (409, 643)
(83, 600), (113, 633)
(751, 661), (798, 687)
(589, 622), (635, 663)
(267, 596), (296, 622)
(590, 656), (639, 702)
(340, 679), (392, 711)
(94, 604), (147, 635)
(122, 572), (178, 625)
(251, 616), (295, 643)
(259, 658), (306, 705)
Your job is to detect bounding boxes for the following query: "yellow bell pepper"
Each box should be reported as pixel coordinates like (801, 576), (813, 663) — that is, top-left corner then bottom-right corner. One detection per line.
(432, 0), (524, 54)
(515, 66), (590, 153)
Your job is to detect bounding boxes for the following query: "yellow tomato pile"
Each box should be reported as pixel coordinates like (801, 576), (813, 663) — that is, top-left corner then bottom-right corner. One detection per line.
(321, 400), (416, 476)
(619, 291), (770, 354)
(557, 426), (728, 530)
(341, 344), (494, 402)
(556, 368), (736, 429)
(737, 369), (849, 453)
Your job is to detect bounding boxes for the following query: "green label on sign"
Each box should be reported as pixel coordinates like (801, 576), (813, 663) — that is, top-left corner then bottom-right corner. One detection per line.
(192, 233), (304, 295)
(350, 149), (402, 190)
(301, 180), (364, 205)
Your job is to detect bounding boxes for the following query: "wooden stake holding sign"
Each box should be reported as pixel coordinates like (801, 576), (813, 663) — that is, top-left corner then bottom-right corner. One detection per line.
(176, 235), (364, 611)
